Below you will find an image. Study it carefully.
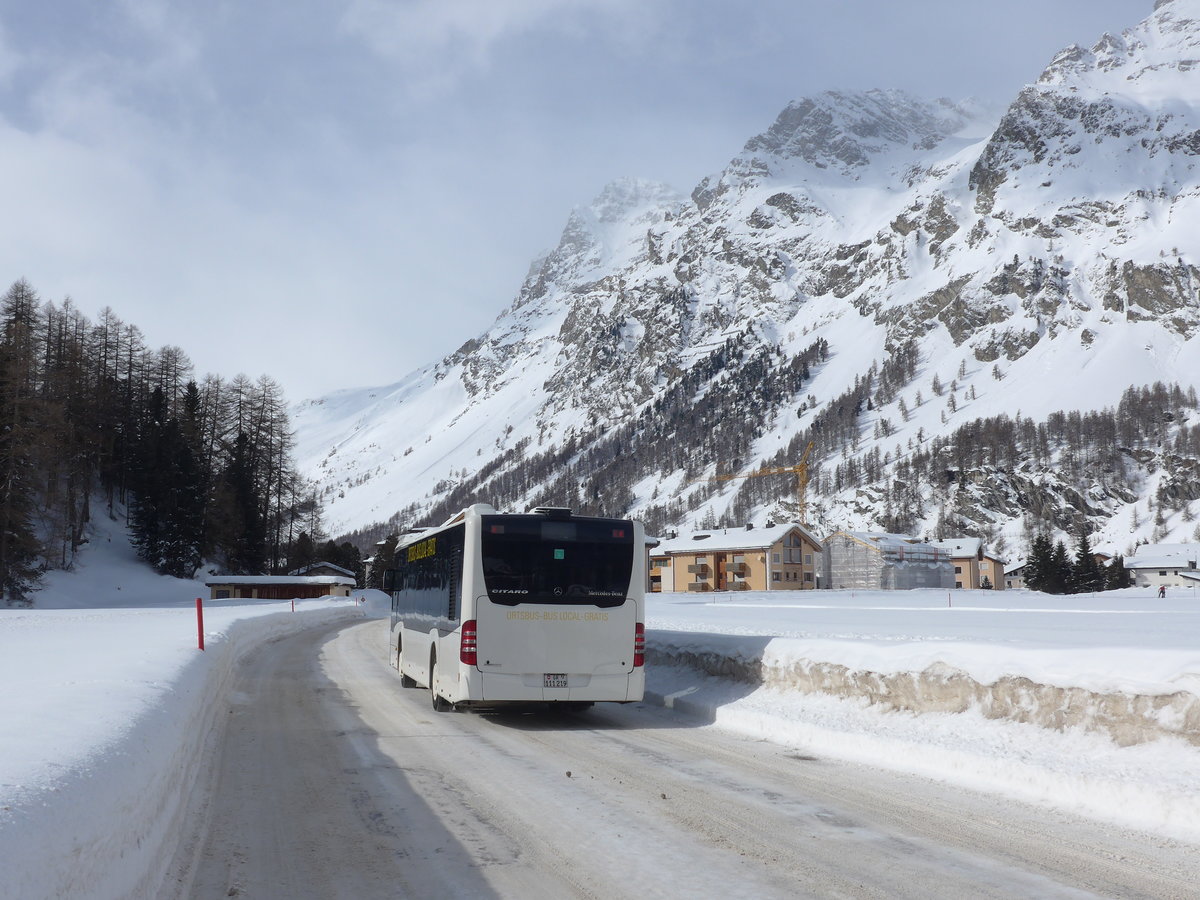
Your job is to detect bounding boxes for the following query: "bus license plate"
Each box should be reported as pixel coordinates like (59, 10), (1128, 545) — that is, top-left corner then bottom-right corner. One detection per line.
(544, 673), (568, 688)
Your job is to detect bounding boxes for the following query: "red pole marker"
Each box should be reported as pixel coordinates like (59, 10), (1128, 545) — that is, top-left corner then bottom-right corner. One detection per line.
(291, 599), (295, 612)
(196, 597), (205, 651)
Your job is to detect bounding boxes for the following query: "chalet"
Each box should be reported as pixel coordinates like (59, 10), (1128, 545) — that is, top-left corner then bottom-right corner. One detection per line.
(649, 523), (822, 592)
(929, 538), (1006, 590)
(204, 575), (356, 600)
(822, 531), (954, 590)
(1122, 544), (1200, 589)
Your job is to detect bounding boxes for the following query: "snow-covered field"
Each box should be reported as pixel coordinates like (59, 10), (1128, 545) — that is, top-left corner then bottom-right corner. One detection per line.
(2, 521), (1198, 897)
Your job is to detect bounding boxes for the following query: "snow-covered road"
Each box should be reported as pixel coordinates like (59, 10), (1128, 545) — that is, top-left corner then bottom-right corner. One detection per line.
(164, 619), (1199, 899)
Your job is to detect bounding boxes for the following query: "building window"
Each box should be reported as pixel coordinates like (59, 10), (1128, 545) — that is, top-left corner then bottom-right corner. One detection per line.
(954, 566), (962, 574)
(772, 553), (780, 563)
(955, 581), (963, 589)
(804, 553), (812, 565)
(804, 572), (813, 582)
(772, 572), (780, 581)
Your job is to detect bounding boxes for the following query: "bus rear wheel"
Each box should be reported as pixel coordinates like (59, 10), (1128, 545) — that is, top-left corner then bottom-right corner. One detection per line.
(398, 639), (417, 688)
(430, 653), (451, 712)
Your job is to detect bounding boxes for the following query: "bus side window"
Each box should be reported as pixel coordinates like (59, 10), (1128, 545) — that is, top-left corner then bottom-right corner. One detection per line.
(448, 550), (461, 620)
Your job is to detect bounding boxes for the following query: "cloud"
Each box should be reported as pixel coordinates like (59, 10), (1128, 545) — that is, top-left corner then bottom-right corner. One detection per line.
(338, 0), (647, 94)
(0, 22), (22, 86)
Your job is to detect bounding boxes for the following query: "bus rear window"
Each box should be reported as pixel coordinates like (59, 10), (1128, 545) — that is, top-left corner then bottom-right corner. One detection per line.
(481, 515), (634, 607)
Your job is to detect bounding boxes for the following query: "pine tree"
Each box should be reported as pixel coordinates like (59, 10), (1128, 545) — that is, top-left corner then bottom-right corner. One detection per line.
(367, 533), (398, 590)
(213, 431), (268, 573)
(0, 281), (45, 603)
(1069, 528), (1104, 594)
(1024, 534), (1053, 592)
(1105, 554), (1133, 590)
(1048, 541), (1072, 594)
(287, 532), (316, 573)
(129, 388), (206, 578)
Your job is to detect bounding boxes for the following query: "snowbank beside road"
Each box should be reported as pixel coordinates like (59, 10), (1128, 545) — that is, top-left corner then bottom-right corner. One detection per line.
(647, 629), (1200, 747)
(644, 589), (1200, 841)
(0, 601), (363, 900)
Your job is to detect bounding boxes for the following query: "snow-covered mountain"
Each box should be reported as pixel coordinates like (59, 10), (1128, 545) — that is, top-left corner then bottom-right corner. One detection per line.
(295, 0), (1200, 559)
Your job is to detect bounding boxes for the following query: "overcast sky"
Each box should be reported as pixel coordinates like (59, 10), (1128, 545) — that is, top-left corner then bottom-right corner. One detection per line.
(0, 0), (1142, 401)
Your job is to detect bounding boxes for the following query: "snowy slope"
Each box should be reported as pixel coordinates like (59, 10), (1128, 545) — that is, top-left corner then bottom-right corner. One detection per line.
(295, 0), (1200, 554)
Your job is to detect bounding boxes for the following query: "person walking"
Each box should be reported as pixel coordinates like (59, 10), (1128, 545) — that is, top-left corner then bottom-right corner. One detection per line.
(1158, 584), (1167, 599)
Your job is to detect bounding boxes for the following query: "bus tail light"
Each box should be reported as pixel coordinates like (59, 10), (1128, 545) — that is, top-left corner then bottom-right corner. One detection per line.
(634, 622), (645, 668)
(461, 620), (478, 666)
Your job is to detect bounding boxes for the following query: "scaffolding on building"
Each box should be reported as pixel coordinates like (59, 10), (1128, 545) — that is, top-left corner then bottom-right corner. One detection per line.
(822, 531), (953, 590)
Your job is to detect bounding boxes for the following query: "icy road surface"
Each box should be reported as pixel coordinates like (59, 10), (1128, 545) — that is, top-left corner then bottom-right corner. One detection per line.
(166, 619), (1198, 899)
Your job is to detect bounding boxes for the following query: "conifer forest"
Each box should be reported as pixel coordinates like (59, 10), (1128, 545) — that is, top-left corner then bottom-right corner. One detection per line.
(0, 279), (349, 604)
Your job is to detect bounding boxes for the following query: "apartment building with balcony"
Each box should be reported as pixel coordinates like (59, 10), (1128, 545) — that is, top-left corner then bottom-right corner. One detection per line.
(649, 522), (822, 592)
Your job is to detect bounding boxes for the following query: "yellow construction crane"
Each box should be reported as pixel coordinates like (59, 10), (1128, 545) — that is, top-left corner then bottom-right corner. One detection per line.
(699, 441), (816, 524)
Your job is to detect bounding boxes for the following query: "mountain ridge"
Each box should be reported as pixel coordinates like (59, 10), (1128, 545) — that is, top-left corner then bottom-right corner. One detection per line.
(296, 0), (1200, 559)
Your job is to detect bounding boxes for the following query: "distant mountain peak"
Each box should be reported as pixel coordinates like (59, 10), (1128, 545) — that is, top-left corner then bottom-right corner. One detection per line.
(588, 177), (684, 224)
(1038, 0), (1200, 96)
(741, 89), (975, 173)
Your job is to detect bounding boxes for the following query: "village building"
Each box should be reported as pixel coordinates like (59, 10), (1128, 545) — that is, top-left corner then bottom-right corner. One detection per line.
(204, 575), (356, 600)
(822, 531), (954, 590)
(649, 523), (822, 592)
(1122, 544), (1200, 590)
(929, 538), (1007, 590)
(1004, 560), (1027, 590)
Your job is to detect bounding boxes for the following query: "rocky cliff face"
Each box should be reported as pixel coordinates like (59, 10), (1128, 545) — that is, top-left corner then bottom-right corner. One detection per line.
(296, 0), (1200, 557)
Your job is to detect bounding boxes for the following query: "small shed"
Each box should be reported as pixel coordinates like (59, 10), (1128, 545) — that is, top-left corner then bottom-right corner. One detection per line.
(204, 575), (356, 600)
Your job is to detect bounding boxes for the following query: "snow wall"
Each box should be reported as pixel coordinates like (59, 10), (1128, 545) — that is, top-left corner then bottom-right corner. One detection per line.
(646, 631), (1200, 749)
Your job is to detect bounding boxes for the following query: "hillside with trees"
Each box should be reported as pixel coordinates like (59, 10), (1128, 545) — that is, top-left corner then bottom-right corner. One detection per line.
(0, 279), (341, 606)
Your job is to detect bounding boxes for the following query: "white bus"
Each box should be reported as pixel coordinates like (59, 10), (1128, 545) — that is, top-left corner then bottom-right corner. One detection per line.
(384, 504), (646, 712)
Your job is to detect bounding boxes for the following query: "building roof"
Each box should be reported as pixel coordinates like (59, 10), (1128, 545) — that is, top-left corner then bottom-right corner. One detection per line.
(929, 537), (1006, 566)
(204, 575), (357, 586)
(930, 537), (981, 558)
(653, 522), (821, 556)
(830, 530), (927, 551)
(825, 531), (951, 563)
(287, 561), (356, 577)
(1125, 543), (1200, 570)
(1125, 555), (1198, 570)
